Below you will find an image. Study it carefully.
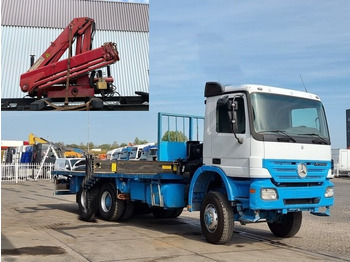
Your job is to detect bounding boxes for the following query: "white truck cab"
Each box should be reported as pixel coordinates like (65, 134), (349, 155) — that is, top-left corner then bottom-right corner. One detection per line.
(203, 83), (331, 179)
(185, 82), (334, 243)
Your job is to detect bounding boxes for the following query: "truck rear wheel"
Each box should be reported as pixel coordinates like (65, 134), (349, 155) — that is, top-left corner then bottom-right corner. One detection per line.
(98, 182), (125, 221)
(200, 191), (234, 244)
(133, 202), (152, 215)
(152, 207), (177, 218)
(268, 211), (302, 237)
(170, 208), (183, 218)
(78, 187), (98, 222)
(120, 200), (134, 221)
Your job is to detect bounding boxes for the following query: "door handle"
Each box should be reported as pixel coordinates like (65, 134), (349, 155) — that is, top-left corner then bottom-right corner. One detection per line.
(212, 158), (221, 164)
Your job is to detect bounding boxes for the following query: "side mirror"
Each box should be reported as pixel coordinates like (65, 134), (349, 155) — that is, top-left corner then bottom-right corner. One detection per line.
(232, 98), (244, 144)
(231, 101), (239, 132)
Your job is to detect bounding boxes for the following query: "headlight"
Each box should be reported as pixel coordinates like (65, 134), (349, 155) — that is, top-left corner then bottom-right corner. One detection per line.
(261, 188), (278, 200)
(325, 187), (334, 198)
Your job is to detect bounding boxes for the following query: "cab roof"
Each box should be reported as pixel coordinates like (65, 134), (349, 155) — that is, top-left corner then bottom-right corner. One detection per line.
(204, 82), (321, 101)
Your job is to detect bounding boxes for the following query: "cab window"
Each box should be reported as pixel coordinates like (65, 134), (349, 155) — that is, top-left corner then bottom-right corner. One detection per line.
(216, 96), (245, 134)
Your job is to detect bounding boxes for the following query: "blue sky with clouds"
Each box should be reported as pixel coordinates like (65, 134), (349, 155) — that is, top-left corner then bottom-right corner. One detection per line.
(1, 0), (349, 148)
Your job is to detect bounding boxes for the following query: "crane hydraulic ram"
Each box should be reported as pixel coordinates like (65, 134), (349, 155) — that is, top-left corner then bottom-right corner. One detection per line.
(20, 17), (120, 100)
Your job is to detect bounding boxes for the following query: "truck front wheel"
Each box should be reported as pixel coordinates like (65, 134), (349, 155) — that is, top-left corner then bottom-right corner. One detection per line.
(268, 211), (302, 237)
(98, 183), (125, 221)
(200, 191), (234, 244)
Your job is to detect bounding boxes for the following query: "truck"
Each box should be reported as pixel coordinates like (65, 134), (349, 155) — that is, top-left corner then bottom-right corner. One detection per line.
(107, 148), (120, 160)
(118, 147), (133, 160)
(139, 145), (158, 161)
(53, 158), (86, 187)
(110, 147), (125, 160)
(332, 149), (350, 177)
(129, 143), (155, 160)
(54, 158), (86, 172)
(52, 82), (334, 244)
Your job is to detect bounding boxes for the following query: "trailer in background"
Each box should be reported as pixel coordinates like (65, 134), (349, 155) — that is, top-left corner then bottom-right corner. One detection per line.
(332, 149), (350, 177)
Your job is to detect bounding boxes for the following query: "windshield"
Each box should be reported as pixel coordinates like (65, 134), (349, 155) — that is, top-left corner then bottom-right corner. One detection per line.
(129, 147), (137, 159)
(250, 93), (330, 144)
(70, 159), (80, 166)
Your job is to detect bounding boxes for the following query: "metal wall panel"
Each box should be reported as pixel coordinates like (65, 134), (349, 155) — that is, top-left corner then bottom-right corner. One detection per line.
(1, 26), (149, 98)
(1, 0), (149, 32)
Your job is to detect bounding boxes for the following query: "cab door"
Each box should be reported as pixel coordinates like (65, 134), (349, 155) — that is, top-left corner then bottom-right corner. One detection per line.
(209, 93), (251, 178)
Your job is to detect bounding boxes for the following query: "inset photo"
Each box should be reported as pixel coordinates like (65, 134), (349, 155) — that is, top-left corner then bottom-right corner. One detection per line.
(1, 0), (149, 111)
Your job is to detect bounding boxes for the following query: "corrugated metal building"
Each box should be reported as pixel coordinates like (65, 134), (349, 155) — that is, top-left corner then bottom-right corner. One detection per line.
(1, 0), (149, 98)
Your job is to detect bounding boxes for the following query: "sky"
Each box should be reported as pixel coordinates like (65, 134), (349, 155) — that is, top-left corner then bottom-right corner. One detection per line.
(1, 0), (350, 149)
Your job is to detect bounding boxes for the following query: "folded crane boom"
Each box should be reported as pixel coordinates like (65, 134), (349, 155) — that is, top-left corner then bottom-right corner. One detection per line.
(20, 17), (120, 99)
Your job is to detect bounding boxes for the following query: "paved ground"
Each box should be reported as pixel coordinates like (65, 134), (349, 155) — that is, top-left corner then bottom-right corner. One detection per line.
(1, 177), (350, 262)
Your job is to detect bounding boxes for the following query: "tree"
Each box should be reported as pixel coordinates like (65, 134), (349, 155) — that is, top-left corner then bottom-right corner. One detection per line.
(87, 142), (95, 151)
(56, 142), (65, 147)
(111, 141), (119, 148)
(161, 131), (188, 142)
(79, 142), (86, 149)
(66, 143), (80, 149)
(100, 144), (113, 151)
(134, 137), (148, 145)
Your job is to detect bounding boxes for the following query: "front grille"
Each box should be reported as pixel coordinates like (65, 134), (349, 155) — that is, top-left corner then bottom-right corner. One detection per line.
(274, 182), (321, 187)
(284, 198), (320, 205)
(263, 159), (330, 183)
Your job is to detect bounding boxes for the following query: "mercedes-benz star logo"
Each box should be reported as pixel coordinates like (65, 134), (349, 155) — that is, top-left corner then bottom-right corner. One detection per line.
(297, 163), (308, 179)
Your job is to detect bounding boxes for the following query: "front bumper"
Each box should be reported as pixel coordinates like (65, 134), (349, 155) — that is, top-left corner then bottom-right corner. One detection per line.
(249, 178), (334, 212)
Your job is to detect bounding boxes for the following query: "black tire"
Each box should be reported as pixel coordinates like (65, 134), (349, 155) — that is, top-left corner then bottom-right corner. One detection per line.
(200, 191), (234, 244)
(152, 207), (177, 219)
(133, 202), (152, 215)
(268, 211), (302, 238)
(120, 200), (135, 221)
(78, 187), (98, 222)
(98, 182), (125, 221)
(170, 208), (183, 218)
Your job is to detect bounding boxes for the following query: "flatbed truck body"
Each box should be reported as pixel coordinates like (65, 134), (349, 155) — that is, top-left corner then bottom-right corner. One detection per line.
(54, 168), (187, 209)
(52, 82), (334, 244)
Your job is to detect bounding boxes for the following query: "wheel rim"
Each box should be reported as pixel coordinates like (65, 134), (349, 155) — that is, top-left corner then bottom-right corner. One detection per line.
(80, 190), (87, 211)
(204, 204), (218, 233)
(101, 191), (112, 212)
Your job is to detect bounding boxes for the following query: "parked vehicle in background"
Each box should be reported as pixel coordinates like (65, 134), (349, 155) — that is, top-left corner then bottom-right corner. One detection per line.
(107, 148), (120, 160)
(53, 158), (86, 186)
(140, 145), (157, 161)
(119, 147), (133, 160)
(332, 149), (350, 177)
(54, 158), (86, 172)
(129, 143), (155, 160)
(110, 147), (124, 160)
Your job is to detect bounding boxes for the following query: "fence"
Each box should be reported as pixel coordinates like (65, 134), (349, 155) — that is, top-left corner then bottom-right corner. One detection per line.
(1, 163), (53, 183)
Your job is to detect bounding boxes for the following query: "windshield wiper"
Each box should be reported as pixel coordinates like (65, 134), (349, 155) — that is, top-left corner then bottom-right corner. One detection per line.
(259, 130), (296, 142)
(298, 133), (328, 144)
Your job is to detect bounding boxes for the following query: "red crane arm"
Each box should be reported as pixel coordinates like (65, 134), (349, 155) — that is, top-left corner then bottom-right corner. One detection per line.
(20, 42), (119, 94)
(28, 17), (95, 72)
(19, 17), (120, 98)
